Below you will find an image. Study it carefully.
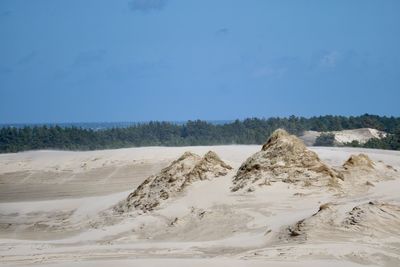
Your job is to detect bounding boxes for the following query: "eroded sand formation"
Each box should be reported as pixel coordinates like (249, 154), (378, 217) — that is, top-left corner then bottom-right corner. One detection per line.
(1, 134), (400, 267)
(343, 153), (375, 170)
(286, 201), (400, 241)
(231, 129), (342, 192)
(115, 151), (232, 212)
(339, 153), (398, 191)
(300, 128), (387, 146)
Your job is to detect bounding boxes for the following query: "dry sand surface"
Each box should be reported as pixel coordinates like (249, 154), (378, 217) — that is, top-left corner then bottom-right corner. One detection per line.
(1, 140), (400, 266)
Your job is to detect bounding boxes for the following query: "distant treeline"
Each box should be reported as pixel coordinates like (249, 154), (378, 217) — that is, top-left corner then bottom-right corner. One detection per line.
(1, 114), (400, 153)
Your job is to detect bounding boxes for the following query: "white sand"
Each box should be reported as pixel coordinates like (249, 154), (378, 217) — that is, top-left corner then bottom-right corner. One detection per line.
(300, 128), (387, 146)
(0, 145), (399, 266)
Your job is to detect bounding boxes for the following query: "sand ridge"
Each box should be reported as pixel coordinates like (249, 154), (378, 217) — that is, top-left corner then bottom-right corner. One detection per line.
(0, 137), (400, 267)
(115, 151), (232, 212)
(232, 129), (342, 192)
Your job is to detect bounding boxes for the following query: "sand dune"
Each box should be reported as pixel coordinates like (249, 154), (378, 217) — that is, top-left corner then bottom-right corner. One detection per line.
(300, 128), (387, 146)
(232, 129), (341, 192)
(0, 138), (399, 266)
(116, 151), (232, 212)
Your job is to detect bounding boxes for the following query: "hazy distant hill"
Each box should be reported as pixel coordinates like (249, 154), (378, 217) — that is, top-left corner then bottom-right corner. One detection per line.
(300, 128), (387, 146)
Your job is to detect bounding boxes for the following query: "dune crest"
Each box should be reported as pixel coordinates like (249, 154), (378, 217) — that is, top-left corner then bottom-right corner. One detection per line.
(232, 129), (341, 192)
(343, 153), (375, 170)
(115, 151), (232, 212)
(286, 201), (400, 241)
(339, 153), (398, 192)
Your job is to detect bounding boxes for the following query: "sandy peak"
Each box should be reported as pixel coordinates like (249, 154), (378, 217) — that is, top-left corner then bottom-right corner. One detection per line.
(178, 151), (201, 161)
(343, 153), (374, 169)
(202, 151), (233, 170)
(116, 150), (232, 212)
(286, 200), (400, 240)
(203, 150), (221, 160)
(261, 129), (302, 150)
(232, 129), (341, 192)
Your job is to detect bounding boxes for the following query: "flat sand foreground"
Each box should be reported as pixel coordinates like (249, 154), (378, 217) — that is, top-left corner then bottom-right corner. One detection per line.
(0, 145), (400, 266)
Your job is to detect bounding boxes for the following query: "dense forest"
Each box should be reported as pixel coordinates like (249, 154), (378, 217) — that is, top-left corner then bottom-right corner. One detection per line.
(1, 114), (400, 153)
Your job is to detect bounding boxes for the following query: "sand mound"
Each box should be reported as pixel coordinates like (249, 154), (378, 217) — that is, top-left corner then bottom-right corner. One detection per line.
(139, 206), (250, 242)
(341, 154), (376, 187)
(285, 201), (400, 241)
(115, 151), (232, 212)
(343, 153), (374, 170)
(339, 154), (398, 191)
(299, 128), (387, 146)
(231, 129), (341, 192)
(333, 128), (387, 144)
(343, 201), (400, 235)
(285, 202), (335, 239)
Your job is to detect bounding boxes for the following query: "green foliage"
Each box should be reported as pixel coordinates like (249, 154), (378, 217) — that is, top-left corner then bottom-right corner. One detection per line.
(363, 128), (400, 150)
(314, 133), (335, 146)
(342, 128), (400, 150)
(344, 140), (361, 147)
(1, 114), (400, 153)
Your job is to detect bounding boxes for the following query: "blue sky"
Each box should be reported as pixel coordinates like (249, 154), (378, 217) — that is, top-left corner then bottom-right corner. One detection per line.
(1, 0), (399, 123)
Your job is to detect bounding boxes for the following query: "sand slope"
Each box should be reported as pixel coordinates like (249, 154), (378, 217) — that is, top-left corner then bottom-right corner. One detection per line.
(232, 129), (341, 192)
(0, 144), (399, 267)
(300, 128), (387, 146)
